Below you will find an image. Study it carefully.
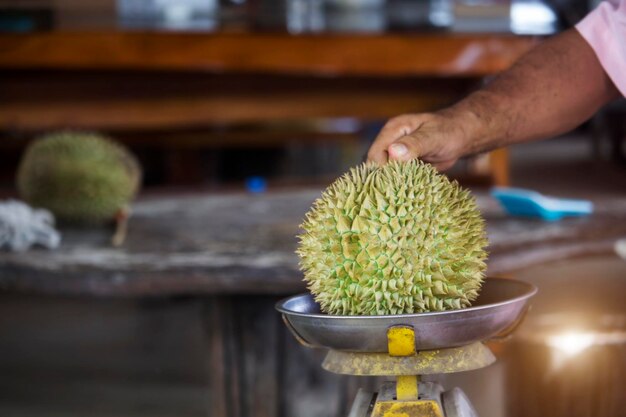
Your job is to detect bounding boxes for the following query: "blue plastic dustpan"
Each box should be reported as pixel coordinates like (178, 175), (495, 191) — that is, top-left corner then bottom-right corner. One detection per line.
(491, 187), (593, 221)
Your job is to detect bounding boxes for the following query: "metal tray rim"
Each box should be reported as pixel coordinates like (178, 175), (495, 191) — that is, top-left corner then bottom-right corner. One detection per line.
(275, 277), (537, 319)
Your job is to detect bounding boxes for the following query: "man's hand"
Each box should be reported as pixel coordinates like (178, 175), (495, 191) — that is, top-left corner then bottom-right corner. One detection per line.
(367, 29), (619, 169)
(366, 109), (480, 171)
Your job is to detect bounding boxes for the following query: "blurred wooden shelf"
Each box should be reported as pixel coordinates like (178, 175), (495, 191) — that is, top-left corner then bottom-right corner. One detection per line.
(0, 79), (456, 131)
(0, 32), (539, 131)
(0, 31), (540, 76)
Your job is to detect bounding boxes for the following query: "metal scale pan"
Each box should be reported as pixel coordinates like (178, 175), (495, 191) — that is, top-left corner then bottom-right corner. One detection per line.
(276, 277), (537, 352)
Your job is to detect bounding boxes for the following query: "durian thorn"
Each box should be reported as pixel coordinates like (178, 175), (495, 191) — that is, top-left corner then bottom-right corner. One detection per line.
(111, 206), (131, 247)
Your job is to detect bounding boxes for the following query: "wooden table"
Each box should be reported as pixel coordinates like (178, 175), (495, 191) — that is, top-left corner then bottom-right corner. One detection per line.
(0, 189), (623, 417)
(1, 189), (622, 296)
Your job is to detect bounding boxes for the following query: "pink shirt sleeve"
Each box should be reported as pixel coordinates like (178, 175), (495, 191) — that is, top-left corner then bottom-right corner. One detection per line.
(576, 0), (626, 96)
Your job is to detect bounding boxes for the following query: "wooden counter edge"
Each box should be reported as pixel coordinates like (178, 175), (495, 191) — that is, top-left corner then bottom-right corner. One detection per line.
(0, 31), (543, 76)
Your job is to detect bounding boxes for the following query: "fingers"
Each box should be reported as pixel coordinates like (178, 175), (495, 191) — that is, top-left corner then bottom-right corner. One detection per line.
(387, 135), (423, 162)
(366, 113), (460, 171)
(367, 115), (423, 164)
(387, 135), (458, 170)
(366, 148), (389, 165)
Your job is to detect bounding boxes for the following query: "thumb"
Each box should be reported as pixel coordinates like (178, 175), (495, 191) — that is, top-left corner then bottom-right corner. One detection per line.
(387, 136), (422, 162)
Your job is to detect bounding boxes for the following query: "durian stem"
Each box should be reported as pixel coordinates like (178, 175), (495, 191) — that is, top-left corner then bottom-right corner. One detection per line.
(112, 207), (130, 247)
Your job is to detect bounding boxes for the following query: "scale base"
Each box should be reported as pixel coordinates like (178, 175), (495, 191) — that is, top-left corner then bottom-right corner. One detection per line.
(348, 382), (478, 417)
(323, 342), (495, 376)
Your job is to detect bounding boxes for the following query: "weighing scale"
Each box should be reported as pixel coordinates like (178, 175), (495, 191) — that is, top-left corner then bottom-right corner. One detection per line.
(276, 277), (537, 417)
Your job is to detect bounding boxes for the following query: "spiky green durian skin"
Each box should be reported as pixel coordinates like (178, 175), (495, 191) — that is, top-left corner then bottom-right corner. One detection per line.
(297, 160), (488, 316)
(17, 132), (141, 225)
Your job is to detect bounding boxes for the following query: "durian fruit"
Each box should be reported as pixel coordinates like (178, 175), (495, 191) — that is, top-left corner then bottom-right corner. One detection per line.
(297, 160), (488, 316)
(17, 131), (141, 245)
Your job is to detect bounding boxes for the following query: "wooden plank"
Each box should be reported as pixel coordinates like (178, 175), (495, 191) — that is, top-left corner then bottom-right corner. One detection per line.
(0, 89), (454, 131)
(0, 71), (468, 131)
(0, 32), (540, 76)
(238, 297), (281, 417)
(489, 148), (510, 186)
(205, 297), (230, 417)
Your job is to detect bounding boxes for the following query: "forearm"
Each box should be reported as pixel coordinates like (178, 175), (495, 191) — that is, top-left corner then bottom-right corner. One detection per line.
(445, 29), (620, 154)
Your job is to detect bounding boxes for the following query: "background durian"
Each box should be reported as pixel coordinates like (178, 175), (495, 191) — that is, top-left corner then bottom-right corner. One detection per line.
(16, 131), (142, 245)
(297, 160), (488, 315)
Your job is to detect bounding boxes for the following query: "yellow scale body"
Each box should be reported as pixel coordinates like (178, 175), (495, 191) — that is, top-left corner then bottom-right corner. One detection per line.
(374, 326), (443, 417)
(322, 326), (495, 417)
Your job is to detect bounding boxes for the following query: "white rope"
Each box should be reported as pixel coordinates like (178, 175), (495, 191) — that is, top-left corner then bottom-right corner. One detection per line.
(0, 200), (61, 252)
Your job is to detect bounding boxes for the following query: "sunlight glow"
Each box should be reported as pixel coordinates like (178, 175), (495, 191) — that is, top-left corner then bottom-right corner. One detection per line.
(547, 331), (595, 357)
